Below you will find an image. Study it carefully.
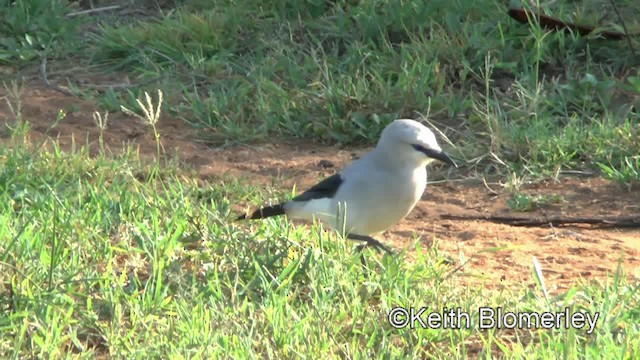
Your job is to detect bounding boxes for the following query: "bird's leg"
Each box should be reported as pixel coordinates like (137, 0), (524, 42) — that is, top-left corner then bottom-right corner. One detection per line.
(355, 244), (368, 268)
(353, 243), (372, 271)
(354, 243), (367, 252)
(347, 234), (393, 255)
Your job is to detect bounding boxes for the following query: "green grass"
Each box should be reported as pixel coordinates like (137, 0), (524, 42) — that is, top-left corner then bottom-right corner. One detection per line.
(85, 0), (640, 172)
(1, 111), (639, 358)
(3, 0), (639, 179)
(507, 192), (564, 212)
(0, 0), (82, 64)
(599, 156), (640, 191)
(2, 0), (640, 357)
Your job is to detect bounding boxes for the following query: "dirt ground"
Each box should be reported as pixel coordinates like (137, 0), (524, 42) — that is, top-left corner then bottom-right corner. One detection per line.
(2, 84), (639, 295)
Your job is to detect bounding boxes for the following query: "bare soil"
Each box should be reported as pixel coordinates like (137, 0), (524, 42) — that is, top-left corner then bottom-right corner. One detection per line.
(2, 84), (639, 295)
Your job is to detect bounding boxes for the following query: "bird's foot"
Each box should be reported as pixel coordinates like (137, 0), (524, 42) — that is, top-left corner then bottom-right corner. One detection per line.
(348, 234), (394, 255)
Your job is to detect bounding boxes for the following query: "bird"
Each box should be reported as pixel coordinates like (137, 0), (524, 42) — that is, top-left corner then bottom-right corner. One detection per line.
(236, 119), (456, 254)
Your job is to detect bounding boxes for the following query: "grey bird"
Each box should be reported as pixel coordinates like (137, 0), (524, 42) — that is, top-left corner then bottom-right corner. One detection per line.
(237, 119), (456, 253)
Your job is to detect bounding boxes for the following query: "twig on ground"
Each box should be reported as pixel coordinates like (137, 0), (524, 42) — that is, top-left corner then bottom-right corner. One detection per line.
(482, 177), (500, 195)
(66, 5), (122, 18)
(558, 170), (596, 176)
(507, 5), (639, 40)
(40, 55), (75, 97)
(440, 213), (640, 228)
(608, 0), (637, 57)
(41, 54), (160, 94)
(80, 78), (159, 91)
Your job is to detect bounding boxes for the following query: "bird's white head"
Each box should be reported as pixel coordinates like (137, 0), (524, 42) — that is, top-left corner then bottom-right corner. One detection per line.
(376, 119), (456, 168)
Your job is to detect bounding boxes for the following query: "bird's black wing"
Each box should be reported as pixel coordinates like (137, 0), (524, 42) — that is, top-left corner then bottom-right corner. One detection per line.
(237, 173), (343, 220)
(291, 173), (343, 202)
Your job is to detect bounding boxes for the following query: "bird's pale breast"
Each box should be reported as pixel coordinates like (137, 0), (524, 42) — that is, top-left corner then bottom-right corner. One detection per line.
(337, 166), (427, 235)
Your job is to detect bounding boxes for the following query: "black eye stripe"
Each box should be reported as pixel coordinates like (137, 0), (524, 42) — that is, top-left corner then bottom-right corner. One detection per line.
(412, 144), (427, 152)
(412, 143), (456, 167)
(412, 144), (438, 158)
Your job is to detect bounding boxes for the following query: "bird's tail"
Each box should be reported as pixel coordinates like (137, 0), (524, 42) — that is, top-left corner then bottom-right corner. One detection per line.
(236, 204), (286, 220)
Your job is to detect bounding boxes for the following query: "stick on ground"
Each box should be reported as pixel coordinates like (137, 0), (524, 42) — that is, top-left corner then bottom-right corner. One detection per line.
(40, 55), (75, 97)
(440, 214), (640, 228)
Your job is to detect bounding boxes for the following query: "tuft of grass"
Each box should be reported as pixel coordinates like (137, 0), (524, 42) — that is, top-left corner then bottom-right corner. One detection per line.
(120, 89), (164, 160)
(507, 192), (565, 212)
(0, 0), (83, 65)
(598, 156), (640, 191)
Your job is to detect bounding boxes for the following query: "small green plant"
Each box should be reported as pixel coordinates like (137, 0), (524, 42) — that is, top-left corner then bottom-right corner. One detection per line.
(508, 192), (564, 212)
(625, 76), (640, 95)
(1, 80), (29, 138)
(555, 73), (617, 116)
(93, 110), (109, 152)
(96, 88), (145, 113)
(598, 156), (640, 191)
(120, 89), (164, 160)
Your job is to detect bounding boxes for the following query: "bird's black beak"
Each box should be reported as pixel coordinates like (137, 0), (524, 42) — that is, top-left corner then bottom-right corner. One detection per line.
(431, 150), (457, 167)
(413, 144), (457, 167)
